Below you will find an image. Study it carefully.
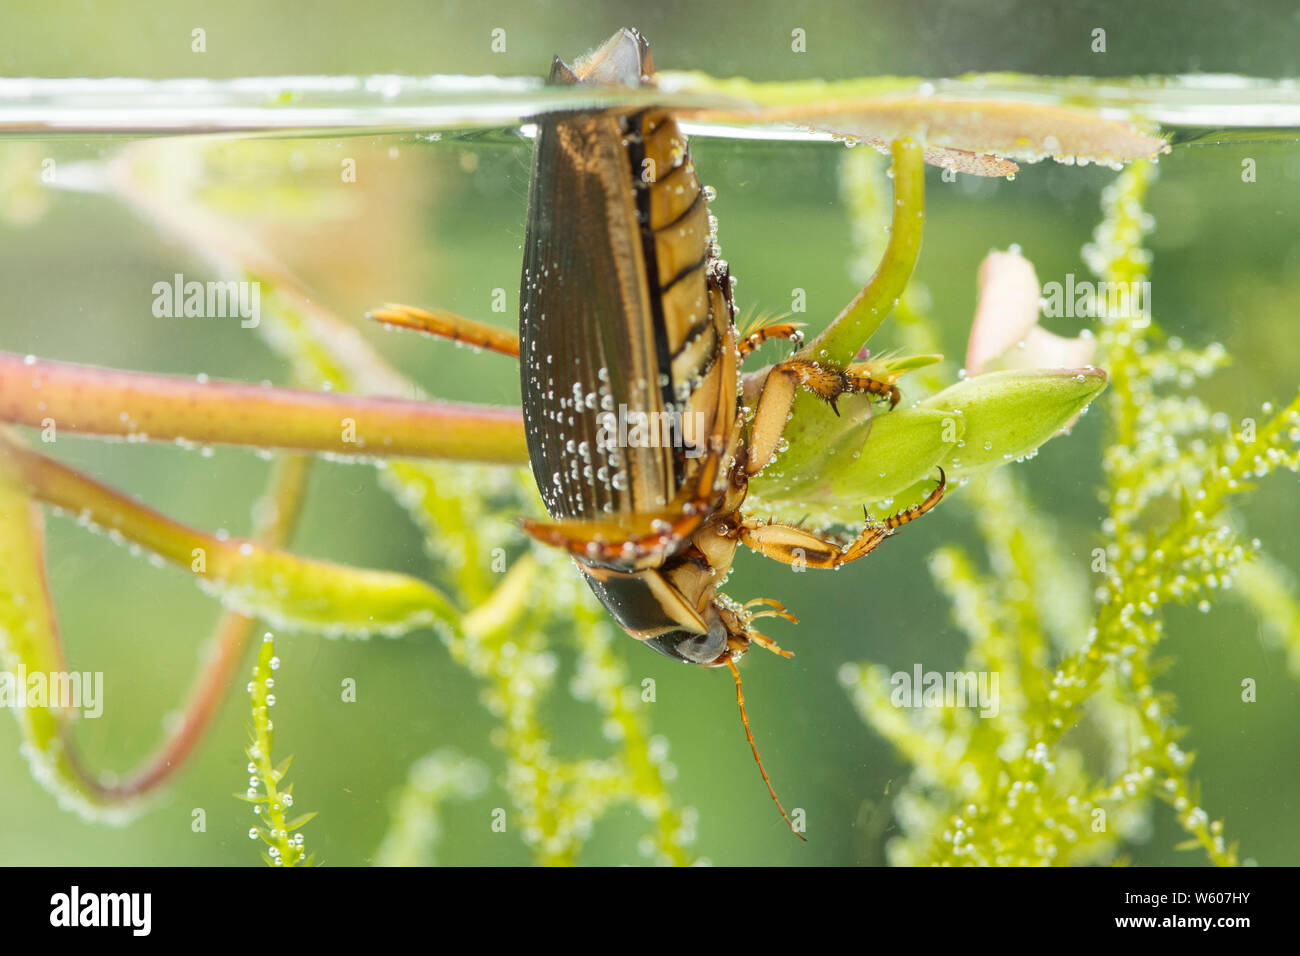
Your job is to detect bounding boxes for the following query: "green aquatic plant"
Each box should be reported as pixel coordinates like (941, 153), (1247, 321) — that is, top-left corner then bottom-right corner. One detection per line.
(240, 633), (316, 867)
(838, 152), (1299, 866)
(0, 87), (1290, 864)
(374, 749), (489, 867)
(0, 128), (1106, 864)
(252, 260), (700, 864)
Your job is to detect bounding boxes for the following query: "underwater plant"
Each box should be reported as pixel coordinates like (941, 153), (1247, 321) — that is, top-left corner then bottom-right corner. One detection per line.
(839, 152), (1298, 865)
(0, 38), (1296, 866)
(241, 633), (316, 867)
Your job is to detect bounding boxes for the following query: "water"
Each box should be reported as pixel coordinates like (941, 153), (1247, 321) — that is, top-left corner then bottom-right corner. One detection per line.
(1, 72), (1298, 867)
(0, 72), (1297, 137)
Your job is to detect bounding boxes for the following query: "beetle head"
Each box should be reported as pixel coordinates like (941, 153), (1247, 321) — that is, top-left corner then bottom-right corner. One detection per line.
(644, 602), (748, 666)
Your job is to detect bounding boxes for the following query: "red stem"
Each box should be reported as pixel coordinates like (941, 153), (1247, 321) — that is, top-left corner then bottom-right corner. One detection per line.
(0, 351), (527, 465)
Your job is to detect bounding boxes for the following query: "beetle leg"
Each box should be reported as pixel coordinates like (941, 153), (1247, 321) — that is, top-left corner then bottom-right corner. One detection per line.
(776, 359), (901, 413)
(844, 362), (904, 408)
(743, 597), (799, 625)
(745, 359), (899, 475)
(738, 322), (805, 360)
(739, 469), (946, 569)
(745, 628), (795, 658)
(366, 303), (521, 359)
(520, 426), (732, 569)
(520, 509), (711, 568)
(739, 520), (872, 570)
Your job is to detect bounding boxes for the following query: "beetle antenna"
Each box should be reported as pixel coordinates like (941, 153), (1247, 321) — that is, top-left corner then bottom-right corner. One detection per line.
(725, 657), (806, 841)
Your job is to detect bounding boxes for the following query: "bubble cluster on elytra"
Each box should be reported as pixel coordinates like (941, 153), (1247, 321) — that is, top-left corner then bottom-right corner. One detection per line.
(523, 337), (705, 520)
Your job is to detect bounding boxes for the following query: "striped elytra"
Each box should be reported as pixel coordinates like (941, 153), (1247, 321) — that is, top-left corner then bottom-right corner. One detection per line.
(519, 33), (728, 532)
(506, 29), (944, 838)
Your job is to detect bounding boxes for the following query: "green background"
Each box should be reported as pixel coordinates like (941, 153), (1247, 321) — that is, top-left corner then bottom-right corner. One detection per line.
(0, 1), (1297, 865)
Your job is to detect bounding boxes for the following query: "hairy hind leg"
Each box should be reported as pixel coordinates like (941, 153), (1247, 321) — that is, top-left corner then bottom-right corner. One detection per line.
(367, 303), (520, 358)
(738, 322), (804, 359)
(739, 468), (946, 569)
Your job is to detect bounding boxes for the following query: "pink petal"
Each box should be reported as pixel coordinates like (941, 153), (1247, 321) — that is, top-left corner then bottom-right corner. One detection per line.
(998, 326), (1097, 371)
(964, 249), (1042, 376)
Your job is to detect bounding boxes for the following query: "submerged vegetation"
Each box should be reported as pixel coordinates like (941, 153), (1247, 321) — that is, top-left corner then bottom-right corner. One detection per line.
(241, 633), (315, 867)
(840, 152), (1298, 865)
(0, 103), (1295, 865)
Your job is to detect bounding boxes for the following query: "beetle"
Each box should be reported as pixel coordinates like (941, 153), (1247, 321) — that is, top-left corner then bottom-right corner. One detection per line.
(369, 28), (945, 837)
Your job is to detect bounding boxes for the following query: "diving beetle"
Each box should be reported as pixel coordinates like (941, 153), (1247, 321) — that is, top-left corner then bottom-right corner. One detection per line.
(370, 28), (945, 838)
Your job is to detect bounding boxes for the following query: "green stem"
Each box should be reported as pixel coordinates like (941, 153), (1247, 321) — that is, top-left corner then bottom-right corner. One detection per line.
(61, 455), (310, 803)
(801, 138), (926, 365)
(245, 634), (315, 866)
(0, 431), (459, 634)
(772, 139), (926, 483)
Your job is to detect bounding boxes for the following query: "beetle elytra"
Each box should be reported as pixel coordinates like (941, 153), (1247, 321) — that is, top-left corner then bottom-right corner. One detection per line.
(370, 28), (945, 838)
